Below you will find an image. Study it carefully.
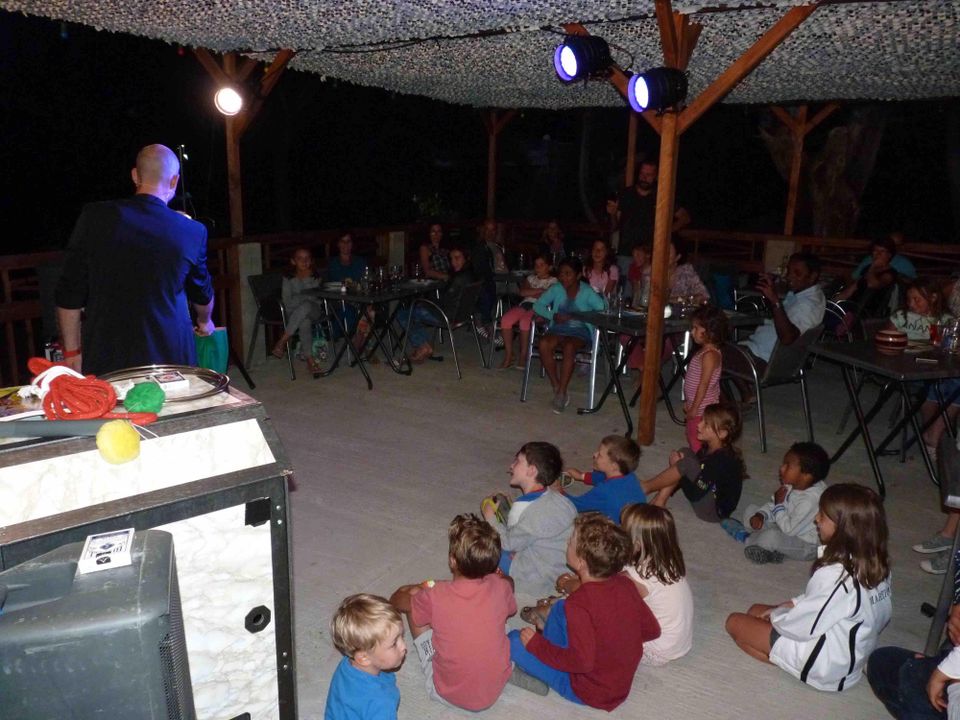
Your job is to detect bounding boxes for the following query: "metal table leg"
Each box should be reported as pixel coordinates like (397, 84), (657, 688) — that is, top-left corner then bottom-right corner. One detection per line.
(578, 329), (634, 436)
(317, 299), (373, 390)
(836, 364), (888, 498)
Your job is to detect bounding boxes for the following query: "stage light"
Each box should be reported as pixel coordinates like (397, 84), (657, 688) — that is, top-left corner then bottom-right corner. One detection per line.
(553, 35), (613, 83)
(214, 86), (243, 116)
(627, 67), (688, 112)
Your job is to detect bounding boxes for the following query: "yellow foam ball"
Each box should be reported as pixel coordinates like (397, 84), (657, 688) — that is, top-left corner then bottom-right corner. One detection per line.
(96, 420), (141, 464)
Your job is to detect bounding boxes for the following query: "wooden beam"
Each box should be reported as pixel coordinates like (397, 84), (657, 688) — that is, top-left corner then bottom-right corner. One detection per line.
(655, 0), (680, 68)
(679, 5), (818, 135)
(638, 112), (681, 444)
(193, 48), (231, 87)
(625, 112), (638, 187)
(770, 105), (801, 135)
(484, 110), (516, 220)
(235, 49), (296, 139)
(784, 105), (807, 235)
(806, 102), (839, 133)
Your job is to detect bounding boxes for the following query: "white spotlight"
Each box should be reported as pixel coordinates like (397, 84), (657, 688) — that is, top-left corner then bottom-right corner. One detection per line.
(214, 86), (243, 116)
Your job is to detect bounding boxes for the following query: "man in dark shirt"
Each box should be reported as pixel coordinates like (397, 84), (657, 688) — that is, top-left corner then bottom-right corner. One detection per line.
(616, 160), (691, 294)
(56, 144), (215, 375)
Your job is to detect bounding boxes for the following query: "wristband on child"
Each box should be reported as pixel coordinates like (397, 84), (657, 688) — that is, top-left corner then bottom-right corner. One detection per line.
(62, 348), (82, 359)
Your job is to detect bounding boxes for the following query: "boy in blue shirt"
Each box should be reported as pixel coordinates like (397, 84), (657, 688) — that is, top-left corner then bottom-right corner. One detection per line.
(565, 435), (646, 523)
(325, 593), (406, 720)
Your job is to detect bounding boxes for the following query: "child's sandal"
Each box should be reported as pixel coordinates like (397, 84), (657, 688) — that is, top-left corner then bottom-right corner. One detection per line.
(520, 606), (546, 630)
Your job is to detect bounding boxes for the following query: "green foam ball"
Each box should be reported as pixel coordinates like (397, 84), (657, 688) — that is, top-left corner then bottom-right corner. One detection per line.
(124, 382), (166, 413)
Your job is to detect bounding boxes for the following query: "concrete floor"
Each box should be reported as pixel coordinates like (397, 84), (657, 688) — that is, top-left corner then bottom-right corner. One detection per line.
(244, 334), (949, 719)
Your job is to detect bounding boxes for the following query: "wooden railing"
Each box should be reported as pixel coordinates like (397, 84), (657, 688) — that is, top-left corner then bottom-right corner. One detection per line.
(2, 225), (957, 386)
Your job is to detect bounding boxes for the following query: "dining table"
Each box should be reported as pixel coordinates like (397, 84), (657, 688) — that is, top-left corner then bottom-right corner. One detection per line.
(307, 279), (442, 389)
(570, 308), (763, 436)
(810, 340), (960, 498)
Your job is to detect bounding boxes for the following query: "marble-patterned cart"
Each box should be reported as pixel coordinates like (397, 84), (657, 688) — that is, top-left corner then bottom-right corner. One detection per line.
(0, 388), (296, 720)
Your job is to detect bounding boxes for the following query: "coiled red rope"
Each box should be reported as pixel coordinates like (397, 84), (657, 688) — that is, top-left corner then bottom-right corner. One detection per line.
(27, 358), (158, 425)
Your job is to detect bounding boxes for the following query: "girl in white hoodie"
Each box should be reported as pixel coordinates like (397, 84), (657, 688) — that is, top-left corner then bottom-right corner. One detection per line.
(725, 483), (892, 691)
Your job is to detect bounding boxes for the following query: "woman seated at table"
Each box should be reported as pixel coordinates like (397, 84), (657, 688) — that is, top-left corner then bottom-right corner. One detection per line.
(583, 239), (619, 297)
(271, 246), (324, 373)
(834, 236), (899, 326)
(399, 246), (477, 363)
(626, 237), (710, 374)
(532, 256), (605, 414)
(418, 222), (451, 281)
(538, 219), (567, 265)
(326, 232), (370, 351)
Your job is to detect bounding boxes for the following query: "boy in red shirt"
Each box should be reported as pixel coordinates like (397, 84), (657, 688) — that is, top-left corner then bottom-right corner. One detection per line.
(509, 513), (661, 710)
(391, 514), (517, 711)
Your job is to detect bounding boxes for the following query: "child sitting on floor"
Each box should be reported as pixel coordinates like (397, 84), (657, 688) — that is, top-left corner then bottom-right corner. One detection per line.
(726, 483), (892, 692)
(641, 402), (746, 522)
(390, 514), (516, 711)
(325, 593), (406, 720)
(724, 441), (829, 565)
(481, 441), (577, 596)
(509, 513), (661, 709)
(531, 504), (693, 667)
(564, 434), (646, 523)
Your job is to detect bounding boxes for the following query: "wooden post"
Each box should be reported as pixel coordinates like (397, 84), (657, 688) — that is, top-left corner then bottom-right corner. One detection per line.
(486, 112), (498, 220)
(484, 110), (516, 220)
(767, 102), (839, 269)
(638, 112), (680, 444)
(625, 112), (638, 187)
(193, 48), (295, 359)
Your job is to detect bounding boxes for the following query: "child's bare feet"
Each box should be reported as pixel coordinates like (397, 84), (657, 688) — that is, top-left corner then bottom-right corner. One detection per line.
(271, 342), (287, 359)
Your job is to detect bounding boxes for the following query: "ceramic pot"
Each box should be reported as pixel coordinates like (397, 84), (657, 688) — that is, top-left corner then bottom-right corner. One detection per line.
(874, 329), (908, 355)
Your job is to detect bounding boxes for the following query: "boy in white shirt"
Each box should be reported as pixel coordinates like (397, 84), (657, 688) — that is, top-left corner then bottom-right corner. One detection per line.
(738, 442), (829, 564)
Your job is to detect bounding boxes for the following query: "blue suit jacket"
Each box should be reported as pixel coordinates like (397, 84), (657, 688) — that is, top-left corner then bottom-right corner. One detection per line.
(56, 194), (213, 375)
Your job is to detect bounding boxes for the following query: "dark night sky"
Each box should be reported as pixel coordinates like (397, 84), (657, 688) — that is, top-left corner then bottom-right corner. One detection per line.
(0, 11), (955, 253)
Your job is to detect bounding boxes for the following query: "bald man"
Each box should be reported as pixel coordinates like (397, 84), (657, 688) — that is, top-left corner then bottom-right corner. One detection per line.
(56, 144), (215, 375)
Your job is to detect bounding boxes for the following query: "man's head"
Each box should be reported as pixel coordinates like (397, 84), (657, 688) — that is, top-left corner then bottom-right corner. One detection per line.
(131, 144), (180, 204)
(786, 252), (821, 293)
(448, 513), (501, 578)
(330, 593), (406, 674)
(509, 441), (562, 491)
(635, 161), (657, 194)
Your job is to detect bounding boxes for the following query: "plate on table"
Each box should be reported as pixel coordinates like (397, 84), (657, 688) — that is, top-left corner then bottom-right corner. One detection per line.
(100, 364), (230, 402)
(323, 282), (343, 290)
(620, 309), (646, 318)
(407, 279), (433, 286)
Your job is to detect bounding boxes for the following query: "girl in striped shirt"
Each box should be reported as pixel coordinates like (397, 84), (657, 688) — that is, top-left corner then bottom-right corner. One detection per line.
(683, 305), (729, 451)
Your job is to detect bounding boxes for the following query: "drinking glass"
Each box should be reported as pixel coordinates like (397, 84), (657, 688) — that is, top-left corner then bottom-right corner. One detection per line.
(930, 323), (941, 345)
(413, 263), (422, 280)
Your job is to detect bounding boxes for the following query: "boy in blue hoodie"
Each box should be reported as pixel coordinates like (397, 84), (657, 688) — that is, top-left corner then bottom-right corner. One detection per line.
(565, 435), (646, 523)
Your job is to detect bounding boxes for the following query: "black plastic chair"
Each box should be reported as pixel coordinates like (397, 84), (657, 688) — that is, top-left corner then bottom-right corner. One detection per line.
(245, 272), (296, 380)
(402, 281), (485, 379)
(721, 324), (823, 452)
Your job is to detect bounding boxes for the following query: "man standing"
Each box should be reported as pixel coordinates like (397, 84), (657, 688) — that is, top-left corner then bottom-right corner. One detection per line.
(615, 160), (690, 293)
(56, 144), (215, 375)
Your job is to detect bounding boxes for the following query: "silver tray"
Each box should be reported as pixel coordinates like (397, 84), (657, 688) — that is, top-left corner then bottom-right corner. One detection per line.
(99, 364), (230, 403)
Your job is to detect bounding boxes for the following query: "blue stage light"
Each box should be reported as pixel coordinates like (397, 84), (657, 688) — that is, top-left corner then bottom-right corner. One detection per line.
(627, 67), (688, 112)
(553, 35), (612, 83)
